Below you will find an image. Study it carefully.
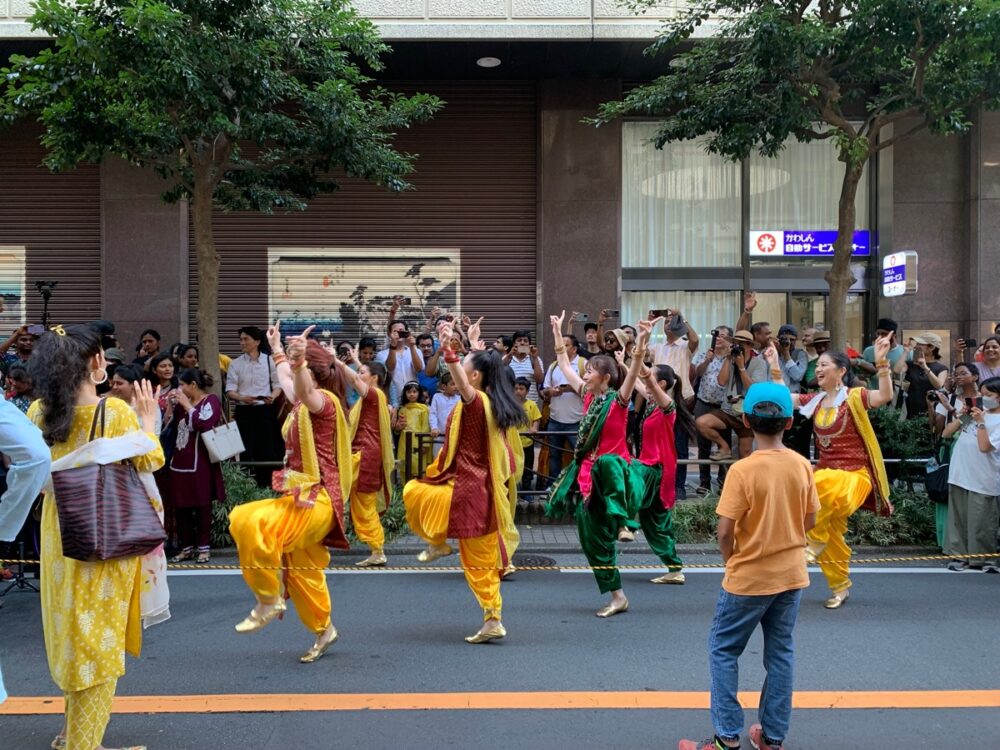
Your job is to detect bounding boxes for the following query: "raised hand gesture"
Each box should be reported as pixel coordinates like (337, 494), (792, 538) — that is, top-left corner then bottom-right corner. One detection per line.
(638, 317), (663, 345)
(550, 310), (566, 336)
(285, 325), (316, 365)
(762, 342), (780, 370)
(266, 320), (283, 355)
(873, 334), (892, 363)
(133, 380), (161, 434)
(467, 316), (484, 346)
(437, 321), (455, 351)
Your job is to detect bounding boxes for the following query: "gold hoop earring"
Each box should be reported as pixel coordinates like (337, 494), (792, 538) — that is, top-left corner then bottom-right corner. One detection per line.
(89, 369), (108, 386)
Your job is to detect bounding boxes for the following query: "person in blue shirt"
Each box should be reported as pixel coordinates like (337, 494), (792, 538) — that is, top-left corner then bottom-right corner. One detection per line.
(857, 318), (906, 388)
(0, 395), (51, 543)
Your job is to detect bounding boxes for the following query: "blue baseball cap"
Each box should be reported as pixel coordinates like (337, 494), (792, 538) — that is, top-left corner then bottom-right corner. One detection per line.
(743, 382), (794, 418)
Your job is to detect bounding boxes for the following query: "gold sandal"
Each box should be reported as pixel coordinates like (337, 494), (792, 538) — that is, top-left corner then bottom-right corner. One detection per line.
(300, 624), (339, 663)
(234, 599), (287, 633)
(465, 623), (506, 644)
(596, 598), (629, 618)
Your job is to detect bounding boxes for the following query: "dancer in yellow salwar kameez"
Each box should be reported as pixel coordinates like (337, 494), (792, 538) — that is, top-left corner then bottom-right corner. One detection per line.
(229, 324), (353, 663)
(333, 355), (395, 567)
(404, 321), (525, 643)
(28, 324), (165, 750)
(765, 336), (894, 609)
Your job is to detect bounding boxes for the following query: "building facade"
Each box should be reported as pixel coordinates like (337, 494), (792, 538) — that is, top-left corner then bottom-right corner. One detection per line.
(2, 1), (998, 358)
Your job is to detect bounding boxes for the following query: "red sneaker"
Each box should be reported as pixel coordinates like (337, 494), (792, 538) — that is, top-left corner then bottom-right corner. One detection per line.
(749, 724), (782, 749)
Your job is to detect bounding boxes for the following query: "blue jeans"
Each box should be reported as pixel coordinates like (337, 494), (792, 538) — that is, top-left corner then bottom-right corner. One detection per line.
(709, 587), (802, 744)
(546, 420), (579, 488)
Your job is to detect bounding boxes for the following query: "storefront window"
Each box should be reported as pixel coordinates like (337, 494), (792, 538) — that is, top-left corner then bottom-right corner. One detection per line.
(0, 246), (26, 329)
(621, 291), (739, 346)
(622, 124), (740, 268)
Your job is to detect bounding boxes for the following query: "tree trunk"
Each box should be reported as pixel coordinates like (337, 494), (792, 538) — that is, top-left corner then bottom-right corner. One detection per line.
(824, 160), (865, 351)
(191, 178), (222, 394)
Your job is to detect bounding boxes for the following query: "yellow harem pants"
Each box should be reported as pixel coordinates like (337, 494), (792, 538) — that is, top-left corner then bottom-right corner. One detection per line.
(350, 489), (385, 551)
(64, 679), (117, 750)
(808, 468), (872, 594)
(403, 478), (502, 620)
(229, 494), (334, 634)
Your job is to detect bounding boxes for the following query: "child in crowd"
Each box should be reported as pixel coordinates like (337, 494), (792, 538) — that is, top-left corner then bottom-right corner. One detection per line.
(396, 380), (431, 478)
(429, 372), (460, 455)
(513, 376), (542, 500)
(4, 364), (33, 414)
(680, 382), (818, 750)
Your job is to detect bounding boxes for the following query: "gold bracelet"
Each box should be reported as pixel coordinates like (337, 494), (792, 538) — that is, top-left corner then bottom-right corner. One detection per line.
(876, 359), (889, 367)
(291, 360), (307, 371)
(770, 369), (782, 377)
(553, 346), (566, 354)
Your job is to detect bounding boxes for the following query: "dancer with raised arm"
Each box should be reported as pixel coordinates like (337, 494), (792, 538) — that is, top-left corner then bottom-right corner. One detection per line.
(403, 320), (524, 643)
(632, 320), (699, 586)
(546, 311), (646, 617)
(764, 335), (894, 609)
(332, 350), (395, 567)
(229, 323), (354, 663)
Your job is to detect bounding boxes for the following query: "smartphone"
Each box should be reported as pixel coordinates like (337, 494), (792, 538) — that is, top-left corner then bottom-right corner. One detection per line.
(26, 324), (44, 336)
(604, 309), (620, 318)
(966, 397), (984, 411)
(710, 329), (719, 351)
(573, 312), (590, 322)
(965, 338), (978, 364)
(394, 296), (412, 306)
(517, 344), (530, 355)
(648, 308), (672, 319)
(558, 383), (572, 392)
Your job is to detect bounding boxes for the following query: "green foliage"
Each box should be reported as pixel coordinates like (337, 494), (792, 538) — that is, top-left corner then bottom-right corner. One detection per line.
(211, 462), (278, 549)
(672, 498), (721, 543)
(1, 0), (443, 209)
(869, 405), (935, 461)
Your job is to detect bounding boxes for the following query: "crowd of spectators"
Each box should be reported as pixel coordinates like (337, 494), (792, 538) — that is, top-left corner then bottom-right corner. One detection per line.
(1, 293), (999, 572)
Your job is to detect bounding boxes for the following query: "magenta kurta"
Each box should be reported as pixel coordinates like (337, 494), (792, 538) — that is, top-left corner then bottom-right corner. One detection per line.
(169, 394), (226, 508)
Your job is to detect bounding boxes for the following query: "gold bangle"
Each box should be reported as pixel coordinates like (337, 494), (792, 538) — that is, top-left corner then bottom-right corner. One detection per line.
(770, 369), (782, 377)
(553, 347), (566, 354)
(876, 359), (889, 366)
(291, 360), (307, 371)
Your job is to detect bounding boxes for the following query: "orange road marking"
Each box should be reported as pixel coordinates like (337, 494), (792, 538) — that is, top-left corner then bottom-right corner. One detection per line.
(2, 691), (1000, 715)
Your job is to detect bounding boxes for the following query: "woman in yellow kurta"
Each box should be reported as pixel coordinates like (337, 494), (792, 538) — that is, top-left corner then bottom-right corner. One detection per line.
(28, 324), (164, 750)
(229, 324), (353, 664)
(765, 336), (894, 609)
(403, 321), (524, 643)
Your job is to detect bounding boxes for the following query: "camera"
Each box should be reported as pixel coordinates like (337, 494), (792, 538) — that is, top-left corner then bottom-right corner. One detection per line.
(779, 336), (791, 348)
(926, 390), (940, 402)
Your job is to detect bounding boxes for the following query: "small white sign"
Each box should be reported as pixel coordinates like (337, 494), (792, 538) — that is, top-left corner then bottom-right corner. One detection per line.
(882, 251), (918, 297)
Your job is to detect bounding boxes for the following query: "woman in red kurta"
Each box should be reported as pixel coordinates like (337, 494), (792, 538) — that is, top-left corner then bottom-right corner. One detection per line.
(333, 355), (395, 567)
(169, 368), (226, 564)
(403, 321), (524, 644)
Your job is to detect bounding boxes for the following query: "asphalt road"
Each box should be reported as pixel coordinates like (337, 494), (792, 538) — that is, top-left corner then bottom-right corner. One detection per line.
(1, 555), (998, 750)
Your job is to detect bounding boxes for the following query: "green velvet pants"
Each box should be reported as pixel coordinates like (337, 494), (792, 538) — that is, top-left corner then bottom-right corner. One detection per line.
(578, 455), (684, 593)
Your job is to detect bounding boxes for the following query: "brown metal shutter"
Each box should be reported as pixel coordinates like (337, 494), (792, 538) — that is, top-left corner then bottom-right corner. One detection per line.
(189, 82), (537, 353)
(0, 122), (102, 326)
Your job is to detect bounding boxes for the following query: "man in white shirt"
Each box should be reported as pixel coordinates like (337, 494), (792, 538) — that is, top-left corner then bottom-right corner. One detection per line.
(650, 310), (699, 499)
(225, 325), (282, 486)
(376, 321), (425, 407)
(505, 329), (545, 403)
(541, 335), (585, 488)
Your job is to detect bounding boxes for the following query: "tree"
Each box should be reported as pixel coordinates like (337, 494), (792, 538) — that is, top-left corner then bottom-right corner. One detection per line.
(2, 0), (441, 384)
(594, 0), (1000, 347)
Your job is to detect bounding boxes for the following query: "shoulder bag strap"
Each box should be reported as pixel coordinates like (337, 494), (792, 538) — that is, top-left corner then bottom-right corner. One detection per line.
(88, 398), (107, 442)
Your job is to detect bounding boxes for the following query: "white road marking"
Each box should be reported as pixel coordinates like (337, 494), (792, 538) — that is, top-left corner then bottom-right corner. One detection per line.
(167, 566), (952, 577)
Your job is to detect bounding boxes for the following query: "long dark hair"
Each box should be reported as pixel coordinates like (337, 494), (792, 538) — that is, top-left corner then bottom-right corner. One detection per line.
(468, 349), (526, 430)
(304, 340), (346, 413)
(821, 351), (853, 387)
(112, 363), (144, 385)
(28, 324), (103, 445)
(652, 365), (697, 439)
(586, 354), (623, 391)
(148, 353), (177, 388)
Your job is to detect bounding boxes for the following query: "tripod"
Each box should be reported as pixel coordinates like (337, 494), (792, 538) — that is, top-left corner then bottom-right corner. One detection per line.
(0, 539), (39, 596)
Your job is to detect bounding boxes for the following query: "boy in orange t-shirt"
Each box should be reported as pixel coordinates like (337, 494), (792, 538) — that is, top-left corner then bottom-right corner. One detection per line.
(680, 382), (818, 750)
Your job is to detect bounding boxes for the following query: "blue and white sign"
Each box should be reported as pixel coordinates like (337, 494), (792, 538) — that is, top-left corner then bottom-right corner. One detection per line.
(749, 230), (871, 257)
(882, 251), (918, 297)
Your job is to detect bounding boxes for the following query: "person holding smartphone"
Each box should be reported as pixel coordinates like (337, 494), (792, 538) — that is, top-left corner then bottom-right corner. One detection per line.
(941, 377), (1000, 573)
(504, 329), (544, 403)
(0, 323), (39, 388)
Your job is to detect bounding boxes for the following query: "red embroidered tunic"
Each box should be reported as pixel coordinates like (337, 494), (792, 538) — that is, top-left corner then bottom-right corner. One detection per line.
(284, 394), (348, 549)
(638, 406), (678, 509)
(578, 392), (630, 498)
(796, 389), (872, 474)
(352, 388), (385, 494)
(421, 392), (496, 539)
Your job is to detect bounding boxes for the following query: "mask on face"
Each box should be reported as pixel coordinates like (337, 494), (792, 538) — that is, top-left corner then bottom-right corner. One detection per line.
(983, 396), (999, 411)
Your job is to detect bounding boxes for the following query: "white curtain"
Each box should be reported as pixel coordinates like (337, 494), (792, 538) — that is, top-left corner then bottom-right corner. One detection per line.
(750, 136), (868, 230)
(621, 291), (740, 349)
(622, 124), (741, 268)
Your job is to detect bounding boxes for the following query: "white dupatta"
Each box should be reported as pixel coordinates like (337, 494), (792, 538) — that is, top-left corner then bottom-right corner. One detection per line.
(45, 430), (171, 629)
